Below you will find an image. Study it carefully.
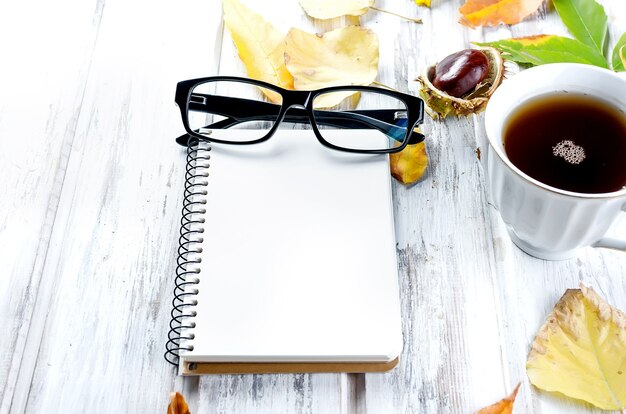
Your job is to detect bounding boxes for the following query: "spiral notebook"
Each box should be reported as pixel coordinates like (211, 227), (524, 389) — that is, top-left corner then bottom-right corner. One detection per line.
(166, 129), (403, 375)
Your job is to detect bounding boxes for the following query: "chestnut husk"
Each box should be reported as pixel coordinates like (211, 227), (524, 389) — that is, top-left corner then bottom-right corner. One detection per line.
(417, 47), (504, 119)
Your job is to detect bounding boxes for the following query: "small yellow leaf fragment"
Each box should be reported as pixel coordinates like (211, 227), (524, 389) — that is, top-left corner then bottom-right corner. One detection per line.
(415, 0), (431, 7)
(390, 141), (428, 185)
(298, 0), (374, 19)
(222, 0), (293, 102)
(285, 26), (379, 108)
(526, 286), (626, 410)
(477, 383), (520, 414)
(167, 392), (190, 414)
(459, 0), (545, 28)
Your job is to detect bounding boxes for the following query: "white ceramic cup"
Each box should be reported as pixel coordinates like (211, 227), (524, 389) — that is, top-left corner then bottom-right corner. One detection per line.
(484, 63), (626, 260)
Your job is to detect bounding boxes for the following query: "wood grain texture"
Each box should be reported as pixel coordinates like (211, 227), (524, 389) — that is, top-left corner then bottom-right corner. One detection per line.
(4, 0), (219, 412)
(364, 1), (508, 411)
(0, 0), (625, 413)
(0, 0), (105, 411)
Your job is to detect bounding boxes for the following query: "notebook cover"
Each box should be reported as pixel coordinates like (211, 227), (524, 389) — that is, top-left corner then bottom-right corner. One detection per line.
(177, 130), (403, 373)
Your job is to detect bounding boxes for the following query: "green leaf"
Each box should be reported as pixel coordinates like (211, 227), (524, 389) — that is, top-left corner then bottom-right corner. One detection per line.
(612, 32), (626, 71)
(552, 0), (607, 55)
(476, 35), (608, 68)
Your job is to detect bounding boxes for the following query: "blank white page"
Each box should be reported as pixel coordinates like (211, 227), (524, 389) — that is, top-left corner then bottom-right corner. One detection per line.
(180, 129), (402, 363)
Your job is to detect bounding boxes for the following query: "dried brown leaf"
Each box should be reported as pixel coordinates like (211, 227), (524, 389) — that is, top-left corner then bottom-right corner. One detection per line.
(459, 0), (544, 28)
(167, 392), (190, 414)
(477, 383), (521, 414)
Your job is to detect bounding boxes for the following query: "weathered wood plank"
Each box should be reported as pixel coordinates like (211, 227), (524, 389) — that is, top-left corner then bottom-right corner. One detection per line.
(196, 374), (343, 414)
(363, 1), (507, 412)
(12, 0), (220, 412)
(0, 0), (104, 411)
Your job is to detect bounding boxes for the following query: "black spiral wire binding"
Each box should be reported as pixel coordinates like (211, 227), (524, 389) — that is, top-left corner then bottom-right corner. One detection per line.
(165, 137), (210, 366)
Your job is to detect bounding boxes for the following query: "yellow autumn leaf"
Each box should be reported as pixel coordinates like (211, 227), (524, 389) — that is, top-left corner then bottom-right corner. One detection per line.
(526, 286), (626, 410)
(476, 383), (520, 414)
(285, 26), (379, 108)
(298, 0), (374, 19)
(459, 0), (545, 28)
(222, 0), (293, 103)
(415, 0), (431, 7)
(390, 141), (428, 184)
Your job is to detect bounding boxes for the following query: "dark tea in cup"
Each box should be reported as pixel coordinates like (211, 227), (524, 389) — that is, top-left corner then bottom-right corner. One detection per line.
(485, 64), (626, 259)
(503, 93), (626, 194)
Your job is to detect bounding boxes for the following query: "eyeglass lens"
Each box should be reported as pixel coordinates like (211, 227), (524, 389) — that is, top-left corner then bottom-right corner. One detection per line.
(187, 80), (282, 143)
(312, 91), (408, 151)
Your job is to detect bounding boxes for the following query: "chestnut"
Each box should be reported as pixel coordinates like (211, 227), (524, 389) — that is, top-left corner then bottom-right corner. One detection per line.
(432, 49), (490, 98)
(417, 47), (504, 118)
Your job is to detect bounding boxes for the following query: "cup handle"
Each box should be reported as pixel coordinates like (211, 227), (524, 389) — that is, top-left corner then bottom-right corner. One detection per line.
(592, 203), (626, 252)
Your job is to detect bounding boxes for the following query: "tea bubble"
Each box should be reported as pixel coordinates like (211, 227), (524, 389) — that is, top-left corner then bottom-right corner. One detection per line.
(552, 140), (586, 165)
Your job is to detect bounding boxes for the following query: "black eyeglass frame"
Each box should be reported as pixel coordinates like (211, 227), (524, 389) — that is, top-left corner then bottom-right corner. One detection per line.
(175, 76), (425, 154)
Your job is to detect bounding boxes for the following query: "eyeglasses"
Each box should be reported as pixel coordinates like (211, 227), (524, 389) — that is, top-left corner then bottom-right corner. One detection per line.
(174, 76), (425, 154)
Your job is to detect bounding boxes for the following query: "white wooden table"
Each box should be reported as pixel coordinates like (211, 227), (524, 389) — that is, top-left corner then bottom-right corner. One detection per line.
(1, 0), (625, 412)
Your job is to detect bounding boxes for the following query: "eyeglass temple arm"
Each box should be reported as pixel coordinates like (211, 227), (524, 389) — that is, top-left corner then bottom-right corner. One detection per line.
(177, 94), (424, 145)
(176, 111), (422, 147)
(193, 106), (409, 134)
(176, 115), (424, 147)
(189, 93), (408, 122)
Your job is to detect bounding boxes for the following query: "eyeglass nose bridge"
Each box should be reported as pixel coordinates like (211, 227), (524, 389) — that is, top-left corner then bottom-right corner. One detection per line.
(274, 100), (315, 131)
(284, 103), (307, 111)
(281, 90), (315, 107)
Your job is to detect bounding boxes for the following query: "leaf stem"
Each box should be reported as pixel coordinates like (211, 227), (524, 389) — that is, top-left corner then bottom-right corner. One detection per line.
(369, 6), (422, 24)
(372, 81), (400, 92)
